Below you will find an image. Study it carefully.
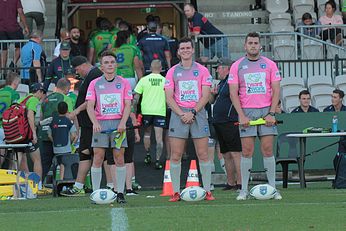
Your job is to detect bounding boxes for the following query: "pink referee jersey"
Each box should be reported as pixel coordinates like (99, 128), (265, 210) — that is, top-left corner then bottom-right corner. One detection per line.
(86, 75), (133, 120)
(228, 56), (281, 108)
(164, 62), (212, 108)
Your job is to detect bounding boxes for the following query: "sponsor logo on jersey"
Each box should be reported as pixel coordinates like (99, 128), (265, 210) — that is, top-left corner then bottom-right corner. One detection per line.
(260, 63), (266, 69)
(193, 70), (199, 77)
(116, 83), (122, 89)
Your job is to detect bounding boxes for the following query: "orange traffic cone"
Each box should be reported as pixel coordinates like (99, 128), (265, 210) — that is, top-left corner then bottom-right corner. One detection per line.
(160, 160), (173, 196)
(185, 160), (200, 187)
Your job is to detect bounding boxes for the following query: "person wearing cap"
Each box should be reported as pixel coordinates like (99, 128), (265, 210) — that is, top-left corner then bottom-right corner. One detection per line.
(184, 3), (229, 62)
(43, 41), (73, 91)
(53, 29), (71, 58)
(20, 30), (46, 84)
(137, 20), (171, 75)
(210, 58), (242, 191)
(17, 82), (48, 194)
(61, 56), (104, 197)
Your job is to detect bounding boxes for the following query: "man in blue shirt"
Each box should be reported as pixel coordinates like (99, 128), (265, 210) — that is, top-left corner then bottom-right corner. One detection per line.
(20, 30), (45, 84)
(184, 3), (229, 62)
(137, 21), (171, 75)
(324, 89), (346, 112)
(291, 90), (319, 113)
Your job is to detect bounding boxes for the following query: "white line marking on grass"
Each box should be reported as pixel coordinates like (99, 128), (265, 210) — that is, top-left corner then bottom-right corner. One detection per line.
(111, 208), (128, 231)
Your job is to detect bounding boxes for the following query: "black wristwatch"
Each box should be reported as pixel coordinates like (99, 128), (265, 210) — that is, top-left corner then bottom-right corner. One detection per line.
(267, 112), (275, 117)
(190, 109), (197, 116)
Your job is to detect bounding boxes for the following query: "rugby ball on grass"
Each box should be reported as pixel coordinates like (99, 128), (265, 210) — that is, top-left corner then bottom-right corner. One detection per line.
(90, 189), (116, 204)
(180, 186), (206, 202)
(249, 184), (277, 200)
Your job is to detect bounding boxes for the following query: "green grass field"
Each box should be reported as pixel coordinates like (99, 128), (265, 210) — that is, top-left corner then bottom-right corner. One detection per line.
(1, 182), (346, 231)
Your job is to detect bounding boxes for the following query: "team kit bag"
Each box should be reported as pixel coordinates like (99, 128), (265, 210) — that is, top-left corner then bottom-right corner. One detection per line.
(2, 96), (33, 144)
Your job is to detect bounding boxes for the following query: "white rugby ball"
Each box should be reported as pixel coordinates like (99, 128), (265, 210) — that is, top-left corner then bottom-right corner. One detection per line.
(90, 189), (117, 204)
(180, 186), (206, 202)
(249, 184), (277, 200)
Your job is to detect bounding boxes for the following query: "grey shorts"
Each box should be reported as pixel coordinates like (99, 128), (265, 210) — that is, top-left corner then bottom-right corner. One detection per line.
(239, 107), (278, 138)
(91, 119), (128, 148)
(168, 107), (210, 139)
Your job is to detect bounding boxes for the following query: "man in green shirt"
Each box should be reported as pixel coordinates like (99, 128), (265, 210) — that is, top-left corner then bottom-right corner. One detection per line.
(88, 18), (113, 65)
(0, 72), (20, 167)
(40, 78), (75, 185)
(113, 31), (143, 90)
(17, 83), (47, 194)
(134, 60), (166, 169)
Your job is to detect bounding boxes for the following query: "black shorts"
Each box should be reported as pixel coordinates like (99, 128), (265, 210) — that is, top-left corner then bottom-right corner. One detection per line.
(17, 142), (39, 153)
(0, 30), (24, 49)
(79, 127), (93, 161)
(213, 122), (242, 153)
(143, 115), (166, 128)
(106, 129), (135, 165)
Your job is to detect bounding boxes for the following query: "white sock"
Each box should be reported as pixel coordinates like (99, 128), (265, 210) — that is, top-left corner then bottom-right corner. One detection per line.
(210, 160), (215, 173)
(170, 162), (181, 193)
(240, 156), (252, 192)
(38, 181), (42, 190)
(74, 182), (84, 190)
(219, 158), (226, 173)
(116, 166), (126, 194)
(263, 156), (276, 188)
(107, 183), (114, 189)
(200, 161), (212, 192)
(91, 167), (102, 191)
(131, 176), (136, 183)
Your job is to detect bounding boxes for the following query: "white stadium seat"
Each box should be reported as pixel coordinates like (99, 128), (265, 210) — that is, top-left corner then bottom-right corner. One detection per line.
(292, 0), (315, 25)
(307, 75), (333, 91)
(301, 39), (324, 60)
(334, 75), (346, 92)
(309, 85), (334, 105)
(312, 95), (331, 111)
(266, 0), (289, 13)
(280, 76), (305, 88)
(17, 84), (29, 98)
(273, 39), (296, 60)
(269, 13), (292, 27)
(284, 96), (300, 113)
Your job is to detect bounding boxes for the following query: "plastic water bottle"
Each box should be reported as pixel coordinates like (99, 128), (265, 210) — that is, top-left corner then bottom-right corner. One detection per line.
(332, 115), (338, 133)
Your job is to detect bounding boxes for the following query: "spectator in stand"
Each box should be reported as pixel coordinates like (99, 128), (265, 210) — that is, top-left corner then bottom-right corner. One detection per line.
(0, 72), (20, 168)
(69, 27), (87, 57)
(342, 0), (346, 24)
(184, 3), (228, 62)
(210, 58), (242, 191)
(319, 0), (344, 45)
(291, 90), (319, 113)
(0, 0), (29, 70)
(88, 18), (113, 65)
(21, 30), (46, 84)
(297, 12), (321, 38)
(323, 89), (346, 112)
(53, 29), (71, 58)
(44, 41), (73, 90)
(21, 0), (45, 34)
(18, 83), (48, 195)
(137, 21), (171, 75)
(61, 56), (103, 197)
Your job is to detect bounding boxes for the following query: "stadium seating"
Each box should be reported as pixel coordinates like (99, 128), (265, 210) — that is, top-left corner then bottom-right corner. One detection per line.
(276, 132), (302, 188)
(334, 74), (346, 92)
(301, 39), (324, 59)
(327, 45), (346, 59)
(269, 13), (292, 27)
(273, 39), (296, 60)
(266, 0), (289, 13)
(307, 75), (333, 91)
(312, 95), (331, 111)
(17, 84), (29, 98)
(283, 95), (301, 112)
(309, 85), (334, 105)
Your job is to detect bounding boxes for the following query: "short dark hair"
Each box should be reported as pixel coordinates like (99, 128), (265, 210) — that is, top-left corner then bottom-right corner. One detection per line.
(333, 89), (345, 98)
(184, 3), (196, 10)
(178, 37), (194, 49)
(325, 1), (336, 11)
(100, 50), (117, 62)
(58, 101), (68, 115)
(69, 26), (79, 32)
(299, 89), (311, 99)
(116, 31), (130, 48)
(245, 32), (260, 43)
(302, 12), (313, 21)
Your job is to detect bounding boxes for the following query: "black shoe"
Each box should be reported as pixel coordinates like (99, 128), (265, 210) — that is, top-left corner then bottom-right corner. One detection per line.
(236, 184), (242, 190)
(126, 189), (138, 196)
(155, 161), (163, 170)
(116, 193), (126, 204)
(222, 184), (236, 191)
(144, 154), (151, 165)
